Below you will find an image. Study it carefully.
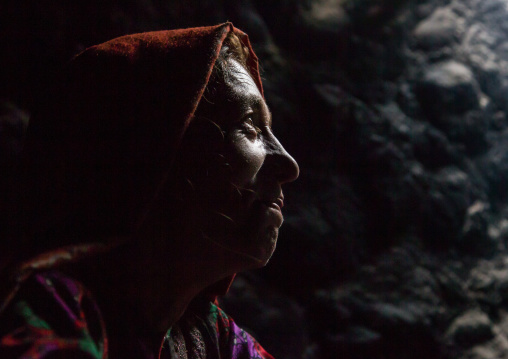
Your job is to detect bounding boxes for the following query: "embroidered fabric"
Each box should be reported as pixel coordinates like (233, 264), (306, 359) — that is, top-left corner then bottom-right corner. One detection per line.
(0, 271), (274, 359)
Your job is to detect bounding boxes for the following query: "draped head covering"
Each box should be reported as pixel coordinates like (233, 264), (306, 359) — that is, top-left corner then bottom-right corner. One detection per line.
(21, 22), (262, 246)
(5, 22), (263, 296)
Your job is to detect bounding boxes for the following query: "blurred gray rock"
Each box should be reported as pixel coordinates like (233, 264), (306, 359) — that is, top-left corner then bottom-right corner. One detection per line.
(446, 309), (494, 346)
(416, 60), (480, 115)
(478, 130), (508, 204)
(413, 7), (464, 49)
(298, 0), (349, 35)
(459, 201), (496, 255)
(422, 167), (470, 246)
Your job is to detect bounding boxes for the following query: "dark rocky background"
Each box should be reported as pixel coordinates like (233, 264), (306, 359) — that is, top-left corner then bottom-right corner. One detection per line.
(2, 0), (508, 358)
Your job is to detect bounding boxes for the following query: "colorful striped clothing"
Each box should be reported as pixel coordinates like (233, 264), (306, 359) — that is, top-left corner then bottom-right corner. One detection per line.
(0, 271), (273, 359)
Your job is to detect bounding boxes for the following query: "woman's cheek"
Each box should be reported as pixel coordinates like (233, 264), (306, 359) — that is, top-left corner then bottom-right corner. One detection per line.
(229, 136), (265, 187)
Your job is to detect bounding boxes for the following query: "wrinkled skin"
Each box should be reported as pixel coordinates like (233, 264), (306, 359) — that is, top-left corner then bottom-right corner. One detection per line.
(176, 57), (299, 267)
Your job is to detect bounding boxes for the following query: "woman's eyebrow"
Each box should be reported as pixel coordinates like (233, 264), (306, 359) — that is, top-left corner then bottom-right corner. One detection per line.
(248, 96), (272, 127)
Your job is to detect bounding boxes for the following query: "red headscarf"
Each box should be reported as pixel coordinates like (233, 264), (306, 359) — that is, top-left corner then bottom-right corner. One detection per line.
(22, 23), (261, 243)
(9, 22), (263, 296)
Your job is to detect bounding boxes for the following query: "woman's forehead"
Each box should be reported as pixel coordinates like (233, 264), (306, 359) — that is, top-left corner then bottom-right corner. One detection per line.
(223, 59), (269, 118)
(225, 59), (262, 99)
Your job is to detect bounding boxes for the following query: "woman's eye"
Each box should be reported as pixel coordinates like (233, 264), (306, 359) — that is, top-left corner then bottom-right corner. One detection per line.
(243, 117), (262, 138)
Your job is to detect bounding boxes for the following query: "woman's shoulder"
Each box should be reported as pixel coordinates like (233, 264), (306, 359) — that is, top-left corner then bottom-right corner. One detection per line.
(0, 270), (106, 359)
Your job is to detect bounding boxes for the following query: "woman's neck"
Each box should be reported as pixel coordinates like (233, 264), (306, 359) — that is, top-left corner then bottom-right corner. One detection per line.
(65, 227), (239, 356)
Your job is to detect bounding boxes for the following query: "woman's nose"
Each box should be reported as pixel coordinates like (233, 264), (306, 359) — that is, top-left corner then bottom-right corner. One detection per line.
(265, 134), (300, 184)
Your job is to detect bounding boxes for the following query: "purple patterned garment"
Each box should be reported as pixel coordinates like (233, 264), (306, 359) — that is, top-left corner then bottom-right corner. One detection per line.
(0, 271), (274, 359)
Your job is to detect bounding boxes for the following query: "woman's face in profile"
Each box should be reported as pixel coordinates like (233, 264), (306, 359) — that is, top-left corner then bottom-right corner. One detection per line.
(180, 57), (299, 267)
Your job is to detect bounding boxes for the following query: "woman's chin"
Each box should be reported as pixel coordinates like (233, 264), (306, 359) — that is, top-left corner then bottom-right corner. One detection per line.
(240, 226), (279, 268)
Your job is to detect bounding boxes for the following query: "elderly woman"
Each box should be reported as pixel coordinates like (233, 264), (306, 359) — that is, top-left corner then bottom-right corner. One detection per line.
(0, 23), (299, 358)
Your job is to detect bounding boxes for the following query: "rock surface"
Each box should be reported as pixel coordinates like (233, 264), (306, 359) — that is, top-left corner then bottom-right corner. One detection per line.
(2, 0), (508, 358)
(446, 309), (494, 346)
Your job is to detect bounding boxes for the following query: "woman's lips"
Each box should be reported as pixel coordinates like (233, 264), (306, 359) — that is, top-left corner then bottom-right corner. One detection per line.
(262, 195), (284, 210)
(268, 198), (283, 211)
(269, 202), (281, 211)
(259, 200), (284, 227)
(261, 195), (284, 210)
